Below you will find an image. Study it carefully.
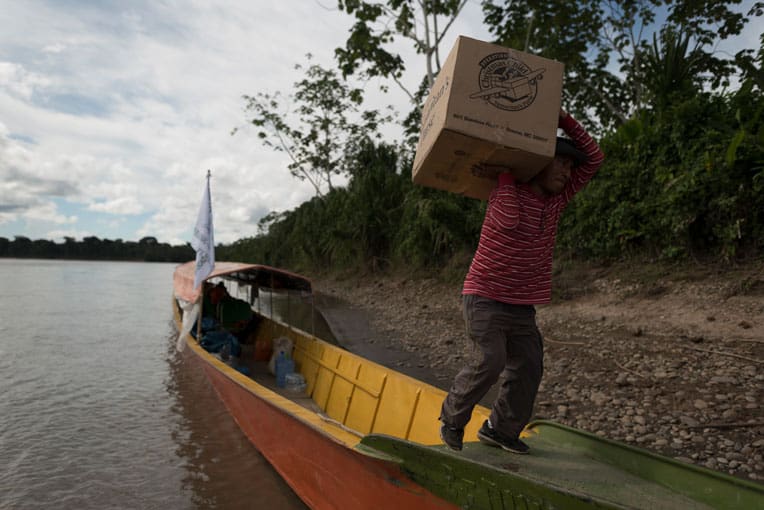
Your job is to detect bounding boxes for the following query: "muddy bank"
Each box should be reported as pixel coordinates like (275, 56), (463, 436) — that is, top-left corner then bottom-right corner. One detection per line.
(312, 262), (764, 482)
(313, 290), (448, 390)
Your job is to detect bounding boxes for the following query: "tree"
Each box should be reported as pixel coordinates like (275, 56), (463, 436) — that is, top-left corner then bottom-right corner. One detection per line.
(482, 0), (761, 131)
(335, 0), (469, 102)
(637, 27), (707, 113)
(239, 57), (392, 197)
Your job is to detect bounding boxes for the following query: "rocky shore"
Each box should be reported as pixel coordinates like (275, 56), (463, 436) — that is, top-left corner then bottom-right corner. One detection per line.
(313, 261), (764, 482)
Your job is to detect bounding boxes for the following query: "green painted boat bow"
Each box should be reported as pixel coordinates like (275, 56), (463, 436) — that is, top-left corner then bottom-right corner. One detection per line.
(357, 420), (764, 510)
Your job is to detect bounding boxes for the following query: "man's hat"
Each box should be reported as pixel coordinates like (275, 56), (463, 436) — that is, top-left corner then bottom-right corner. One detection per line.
(555, 137), (586, 166)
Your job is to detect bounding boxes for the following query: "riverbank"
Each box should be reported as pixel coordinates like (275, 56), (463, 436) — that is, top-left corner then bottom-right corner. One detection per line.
(312, 259), (764, 482)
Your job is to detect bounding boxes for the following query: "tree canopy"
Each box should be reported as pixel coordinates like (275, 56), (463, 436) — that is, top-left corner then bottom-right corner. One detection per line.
(482, 0), (761, 131)
(335, 0), (469, 100)
(239, 56), (393, 196)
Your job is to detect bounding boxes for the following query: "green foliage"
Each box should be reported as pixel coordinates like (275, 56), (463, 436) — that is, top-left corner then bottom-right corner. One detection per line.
(217, 140), (485, 273)
(482, 0), (760, 132)
(335, 0), (468, 99)
(0, 235), (193, 262)
(638, 27), (706, 112)
(393, 184), (483, 267)
(557, 88), (764, 260)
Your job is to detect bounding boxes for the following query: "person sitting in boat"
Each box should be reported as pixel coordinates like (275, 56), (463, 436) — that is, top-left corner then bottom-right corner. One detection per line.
(439, 107), (605, 454)
(208, 282), (255, 334)
(203, 282), (229, 319)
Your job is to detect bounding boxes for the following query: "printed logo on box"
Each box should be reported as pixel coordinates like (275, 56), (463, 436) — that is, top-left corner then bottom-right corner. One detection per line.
(469, 53), (545, 111)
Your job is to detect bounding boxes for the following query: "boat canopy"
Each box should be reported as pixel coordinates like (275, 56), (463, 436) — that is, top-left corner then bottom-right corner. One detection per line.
(173, 261), (312, 303)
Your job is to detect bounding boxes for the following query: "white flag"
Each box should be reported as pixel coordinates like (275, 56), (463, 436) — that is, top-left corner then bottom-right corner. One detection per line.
(191, 172), (214, 289)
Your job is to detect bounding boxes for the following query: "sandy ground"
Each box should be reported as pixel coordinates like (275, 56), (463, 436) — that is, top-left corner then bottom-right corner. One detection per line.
(312, 260), (764, 482)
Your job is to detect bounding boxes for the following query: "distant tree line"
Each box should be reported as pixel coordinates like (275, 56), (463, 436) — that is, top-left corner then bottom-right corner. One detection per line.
(0, 236), (194, 263)
(220, 2), (763, 276)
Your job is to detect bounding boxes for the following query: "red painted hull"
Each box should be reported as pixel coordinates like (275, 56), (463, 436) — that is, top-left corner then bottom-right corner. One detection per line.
(189, 349), (457, 510)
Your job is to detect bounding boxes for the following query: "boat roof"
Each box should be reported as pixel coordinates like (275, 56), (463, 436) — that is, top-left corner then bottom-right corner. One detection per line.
(173, 261), (312, 302)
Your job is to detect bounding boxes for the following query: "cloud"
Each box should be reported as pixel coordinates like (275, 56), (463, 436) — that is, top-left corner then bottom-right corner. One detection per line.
(0, 62), (51, 100)
(1, 1), (356, 243)
(42, 42), (65, 54)
(0, 124), (79, 225)
(88, 197), (144, 215)
(25, 201), (77, 225)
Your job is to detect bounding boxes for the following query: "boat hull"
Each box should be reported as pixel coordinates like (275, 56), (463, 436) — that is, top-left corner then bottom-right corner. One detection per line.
(186, 340), (457, 510)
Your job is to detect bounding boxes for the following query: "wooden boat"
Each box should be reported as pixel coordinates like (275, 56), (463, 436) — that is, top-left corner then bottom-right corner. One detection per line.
(172, 261), (764, 510)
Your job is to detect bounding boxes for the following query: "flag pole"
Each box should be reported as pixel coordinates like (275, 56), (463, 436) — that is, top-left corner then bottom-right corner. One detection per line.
(192, 170), (215, 341)
(192, 169), (215, 289)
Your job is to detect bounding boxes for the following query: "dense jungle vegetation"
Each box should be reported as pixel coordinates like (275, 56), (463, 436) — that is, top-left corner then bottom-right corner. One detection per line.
(0, 235), (193, 262)
(219, 1), (764, 275)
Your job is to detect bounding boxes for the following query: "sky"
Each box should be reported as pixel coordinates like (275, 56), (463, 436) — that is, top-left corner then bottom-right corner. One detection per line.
(0, 1), (759, 246)
(0, 0), (490, 245)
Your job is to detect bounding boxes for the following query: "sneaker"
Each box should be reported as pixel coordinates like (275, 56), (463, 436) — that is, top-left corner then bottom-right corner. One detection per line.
(477, 420), (529, 454)
(439, 423), (464, 451)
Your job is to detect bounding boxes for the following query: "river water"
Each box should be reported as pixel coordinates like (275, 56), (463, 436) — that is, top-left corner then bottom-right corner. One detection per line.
(0, 259), (307, 509)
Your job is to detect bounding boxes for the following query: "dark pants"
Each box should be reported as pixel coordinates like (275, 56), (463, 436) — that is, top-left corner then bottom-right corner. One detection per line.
(440, 294), (544, 439)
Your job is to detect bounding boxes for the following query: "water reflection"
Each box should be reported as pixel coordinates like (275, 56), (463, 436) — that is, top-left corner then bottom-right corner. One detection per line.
(165, 325), (307, 509)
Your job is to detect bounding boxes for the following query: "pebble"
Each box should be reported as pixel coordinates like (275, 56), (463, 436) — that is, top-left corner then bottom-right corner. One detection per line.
(679, 415), (699, 427)
(693, 399), (708, 410)
(709, 376), (737, 384)
(590, 391), (609, 406)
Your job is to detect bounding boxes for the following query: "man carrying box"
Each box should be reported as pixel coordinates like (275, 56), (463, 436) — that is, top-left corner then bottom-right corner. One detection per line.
(439, 108), (605, 453)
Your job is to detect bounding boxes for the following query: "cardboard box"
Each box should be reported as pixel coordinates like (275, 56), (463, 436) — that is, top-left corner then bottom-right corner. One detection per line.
(412, 36), (564, 200)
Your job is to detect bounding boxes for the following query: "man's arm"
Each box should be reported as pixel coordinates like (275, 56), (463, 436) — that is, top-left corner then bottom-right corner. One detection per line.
(486, 172), (520, 230)
(559, 110), (605, 203)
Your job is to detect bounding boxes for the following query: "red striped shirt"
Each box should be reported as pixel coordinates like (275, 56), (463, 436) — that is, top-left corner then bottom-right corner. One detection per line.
(463, 115), (605, 304)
